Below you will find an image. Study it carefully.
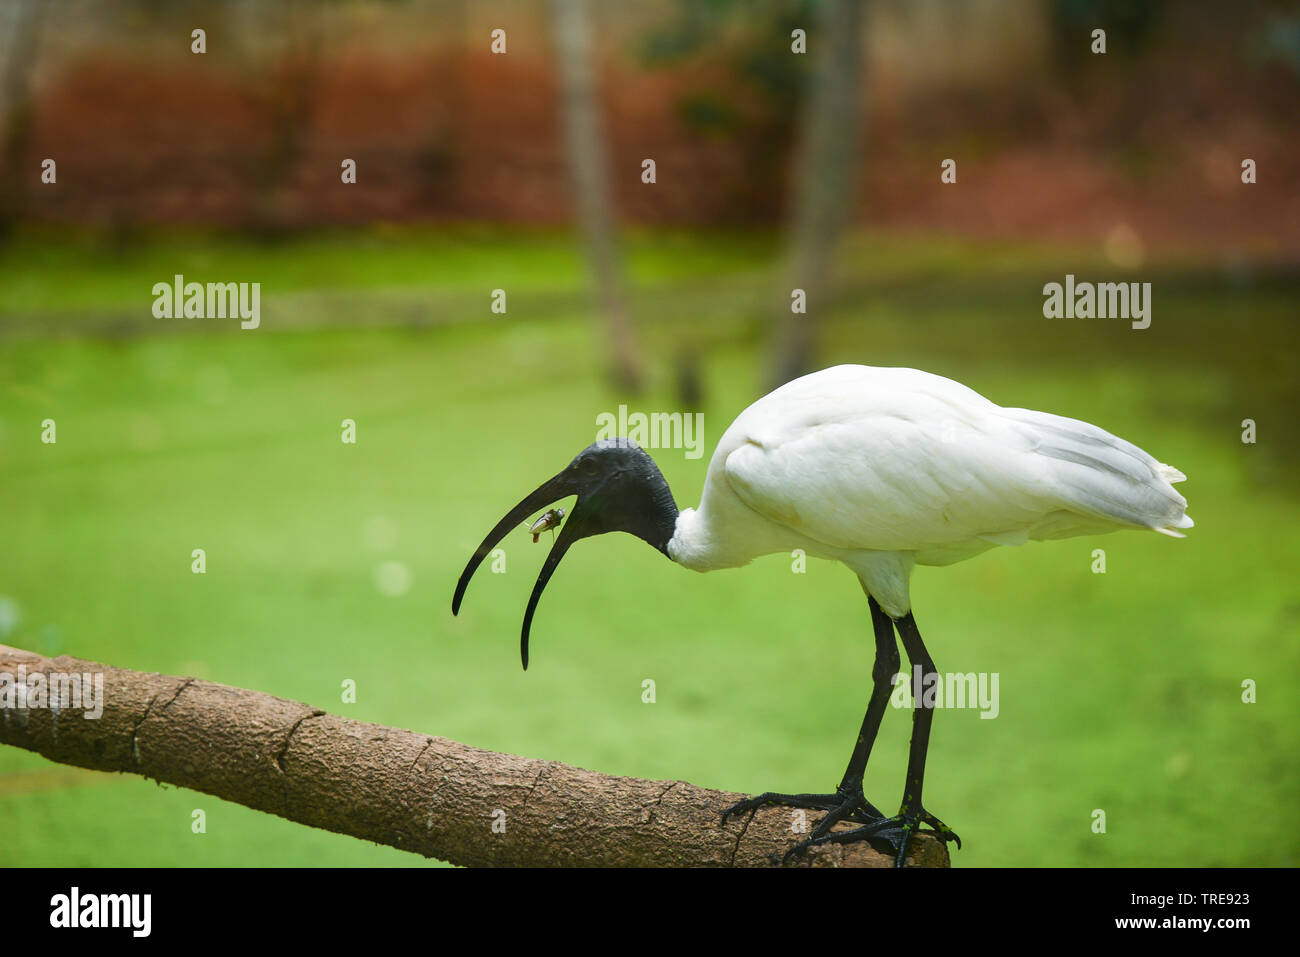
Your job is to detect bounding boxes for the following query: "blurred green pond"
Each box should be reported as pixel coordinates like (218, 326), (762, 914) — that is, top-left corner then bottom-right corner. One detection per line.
(0, 229), (1296, 866)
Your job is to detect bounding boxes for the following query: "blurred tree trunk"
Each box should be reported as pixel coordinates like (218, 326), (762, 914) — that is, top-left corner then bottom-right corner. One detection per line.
(0, 0), (45, 239)
(768, 0), (865, 389)
(243, 0), (322, 235)
(553, 0), (644, 394)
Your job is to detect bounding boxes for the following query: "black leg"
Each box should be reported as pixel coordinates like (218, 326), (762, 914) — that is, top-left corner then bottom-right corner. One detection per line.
(895, 611), (935, 815)
(835, 595), (900, 795)
(794, 609), (962, 866)
(721, 594), (898, 850)
(891, 611), (959, 860)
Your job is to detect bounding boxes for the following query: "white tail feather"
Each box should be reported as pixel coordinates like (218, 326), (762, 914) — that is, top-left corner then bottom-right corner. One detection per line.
(1001, 407), (1193, 536)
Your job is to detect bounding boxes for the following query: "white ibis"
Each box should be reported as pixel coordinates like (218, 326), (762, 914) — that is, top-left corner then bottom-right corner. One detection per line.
(452, 364), (1192, 865)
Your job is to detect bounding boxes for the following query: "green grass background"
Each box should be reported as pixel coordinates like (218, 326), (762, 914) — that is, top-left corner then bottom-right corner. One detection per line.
(1, 228), (1296, 866)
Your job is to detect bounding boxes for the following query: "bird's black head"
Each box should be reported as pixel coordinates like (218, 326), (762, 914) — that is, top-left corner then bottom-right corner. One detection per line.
(452, 438), (679, 669)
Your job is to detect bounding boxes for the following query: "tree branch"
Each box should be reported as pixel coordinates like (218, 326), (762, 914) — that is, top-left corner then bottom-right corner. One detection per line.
(0, 645), (949, 868)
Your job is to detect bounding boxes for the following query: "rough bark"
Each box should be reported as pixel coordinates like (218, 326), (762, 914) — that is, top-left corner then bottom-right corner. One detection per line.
(0, 644), (948, 868)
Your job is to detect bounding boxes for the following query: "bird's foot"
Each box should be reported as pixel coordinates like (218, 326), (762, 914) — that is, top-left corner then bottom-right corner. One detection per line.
(786, 803), (961, 867)
(721, 787), (886, 826)
(721, 785), (888, 862)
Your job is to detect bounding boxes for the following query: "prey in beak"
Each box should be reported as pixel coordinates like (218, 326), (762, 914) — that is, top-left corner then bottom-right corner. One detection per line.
(527, 507), (565, 543)
(452, 439), (679, 670)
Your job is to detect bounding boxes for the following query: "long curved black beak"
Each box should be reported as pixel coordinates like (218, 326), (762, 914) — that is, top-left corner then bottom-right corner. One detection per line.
(453, 439), (678, 671)
(452, 469), (591, 670)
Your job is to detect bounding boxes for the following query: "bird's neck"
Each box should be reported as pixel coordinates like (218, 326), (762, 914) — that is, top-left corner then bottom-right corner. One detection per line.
(642, 476), (680, 557)
(666, 497), (795, 572)
(665, 506), (733, 570)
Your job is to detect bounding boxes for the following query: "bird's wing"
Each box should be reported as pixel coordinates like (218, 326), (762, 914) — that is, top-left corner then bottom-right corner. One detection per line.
(721, 365), (1191, 555)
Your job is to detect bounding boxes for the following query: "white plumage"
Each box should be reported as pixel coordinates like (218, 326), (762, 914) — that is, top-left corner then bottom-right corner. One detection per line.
(668, 364), (1192, 617)
(454, 362), (1194, 864)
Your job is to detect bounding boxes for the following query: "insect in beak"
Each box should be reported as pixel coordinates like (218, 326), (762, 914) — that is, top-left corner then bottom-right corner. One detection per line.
(527, 507), (565, 543)
(452, 439), (677, 671)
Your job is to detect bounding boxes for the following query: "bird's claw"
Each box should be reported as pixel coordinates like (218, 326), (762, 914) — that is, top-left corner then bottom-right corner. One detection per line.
(720, 788), (891, 865)
(722, 789), (886, 824)
(723, 790), (854, 823)
(783, 804), (961, 867)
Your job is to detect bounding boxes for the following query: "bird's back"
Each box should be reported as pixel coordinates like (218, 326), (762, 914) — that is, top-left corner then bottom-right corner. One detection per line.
(707, 365), (1192, 567)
